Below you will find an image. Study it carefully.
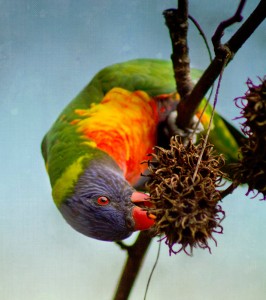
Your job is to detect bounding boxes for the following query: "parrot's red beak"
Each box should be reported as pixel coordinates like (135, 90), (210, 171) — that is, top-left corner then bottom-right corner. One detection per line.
(131, 191), (155, 231)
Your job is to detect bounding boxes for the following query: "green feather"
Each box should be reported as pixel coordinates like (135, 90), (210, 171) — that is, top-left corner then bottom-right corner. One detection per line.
(42, 59), (241, 206)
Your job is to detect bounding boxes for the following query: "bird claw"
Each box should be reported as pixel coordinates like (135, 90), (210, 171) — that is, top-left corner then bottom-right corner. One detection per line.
(166, 111), (204, 144)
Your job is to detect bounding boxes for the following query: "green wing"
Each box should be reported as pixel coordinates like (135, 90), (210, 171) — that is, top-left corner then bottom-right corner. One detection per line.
(42, 58), (241, 191)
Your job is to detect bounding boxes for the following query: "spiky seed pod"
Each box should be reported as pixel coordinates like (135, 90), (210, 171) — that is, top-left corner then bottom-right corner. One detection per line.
(233, 78), (266, 199)
(145, 136), (226, 255)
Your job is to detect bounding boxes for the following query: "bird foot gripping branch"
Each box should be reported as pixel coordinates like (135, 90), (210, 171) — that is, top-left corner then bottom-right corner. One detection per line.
(167, 111), (204, 145)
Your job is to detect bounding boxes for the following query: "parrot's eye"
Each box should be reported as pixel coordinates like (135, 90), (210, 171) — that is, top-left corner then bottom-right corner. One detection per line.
(97, 196), (110, 206)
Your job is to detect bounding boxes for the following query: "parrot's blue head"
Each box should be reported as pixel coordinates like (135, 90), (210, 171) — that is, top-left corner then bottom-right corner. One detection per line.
(59, 158), (154, 241)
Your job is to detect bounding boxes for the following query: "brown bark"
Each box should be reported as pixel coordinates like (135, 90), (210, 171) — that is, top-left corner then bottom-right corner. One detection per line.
(113, 232), (152, 300)
(176, 0), (266, 129)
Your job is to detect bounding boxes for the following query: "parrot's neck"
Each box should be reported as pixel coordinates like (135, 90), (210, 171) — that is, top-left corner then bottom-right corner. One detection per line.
(73, 87), (159, 185)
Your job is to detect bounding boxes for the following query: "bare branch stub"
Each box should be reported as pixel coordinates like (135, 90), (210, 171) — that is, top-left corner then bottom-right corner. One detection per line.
(115, 241), (131, 251)
(164, 7), (194, 107)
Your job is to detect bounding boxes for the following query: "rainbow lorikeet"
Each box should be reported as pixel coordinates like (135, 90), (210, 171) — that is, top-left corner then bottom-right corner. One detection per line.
(41, 59), (240, 241)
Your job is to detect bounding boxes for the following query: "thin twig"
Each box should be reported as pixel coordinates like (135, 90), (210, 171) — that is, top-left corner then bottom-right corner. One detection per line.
(115, 241), (131, 251)
(188, 14), (215, 103)
(192, 55), (230, 182)
(188, 14), (214, 140)
(226, 0), (266, 54)
(176, 0), (266, 129)
(212, 0), (246, 51)
(143, 240), (161, 300)
(164, 1), (193, 103)
(189, 14), (213, 63)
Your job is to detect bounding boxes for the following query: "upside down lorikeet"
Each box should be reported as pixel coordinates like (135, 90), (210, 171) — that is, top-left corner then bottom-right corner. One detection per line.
(41, 59), (240, 241)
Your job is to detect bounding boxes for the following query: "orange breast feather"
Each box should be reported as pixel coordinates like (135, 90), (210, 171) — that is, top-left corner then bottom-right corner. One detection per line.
(73, 88), (159, 184)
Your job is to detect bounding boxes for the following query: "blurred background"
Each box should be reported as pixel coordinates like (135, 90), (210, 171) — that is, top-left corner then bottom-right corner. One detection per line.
(1, 1), (266, 299)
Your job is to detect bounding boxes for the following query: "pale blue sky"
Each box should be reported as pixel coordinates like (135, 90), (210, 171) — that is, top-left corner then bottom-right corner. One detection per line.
(1, 1), (266, 299)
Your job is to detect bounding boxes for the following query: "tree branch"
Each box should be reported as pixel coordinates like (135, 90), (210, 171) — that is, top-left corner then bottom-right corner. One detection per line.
(163, 0), (193, 102)
(220, 182), (238, 199)
(176, 0), (266, 129)
(212, 0), (246, 51)
(113, 4), (192, 299)
(112, 1), (266, 298)
(113, 231), (153, 300)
